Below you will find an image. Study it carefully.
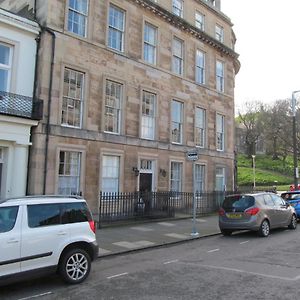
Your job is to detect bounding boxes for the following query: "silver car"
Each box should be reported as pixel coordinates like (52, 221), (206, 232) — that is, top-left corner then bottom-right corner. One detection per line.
(219, 192), (297, 237)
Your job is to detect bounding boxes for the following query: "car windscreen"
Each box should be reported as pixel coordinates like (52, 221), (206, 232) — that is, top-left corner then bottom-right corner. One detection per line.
(222, 195), (255, 212)
(282, 193), (300, 201)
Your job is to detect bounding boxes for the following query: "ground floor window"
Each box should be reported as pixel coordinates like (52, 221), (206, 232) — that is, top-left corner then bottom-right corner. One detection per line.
(170, 161), (182, 192)
(58, 151), (81, 195)
(102, 155), (120, 193)
(195, 164), (205, 193)
(215, 166), (225, 191)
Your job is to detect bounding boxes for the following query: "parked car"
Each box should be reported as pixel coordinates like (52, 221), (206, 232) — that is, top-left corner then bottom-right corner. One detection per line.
(281, 191), (300, 218)
(0, 196), (98, 286)
(219, 192), (297, 237)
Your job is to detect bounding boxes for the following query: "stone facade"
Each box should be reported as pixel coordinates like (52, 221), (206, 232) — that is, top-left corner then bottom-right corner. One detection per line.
(1, 0), (240, 212)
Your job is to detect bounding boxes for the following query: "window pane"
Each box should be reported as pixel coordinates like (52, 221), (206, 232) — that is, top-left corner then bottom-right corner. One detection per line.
(28, 204), (61, 228)
(0, 69), (8, 91)
(0, 206), (18, 233)
(0, 44), (10, 65)
(102, 156), (120, 193)
(171, 162), (182, 192)
(108, 5), (124, 51)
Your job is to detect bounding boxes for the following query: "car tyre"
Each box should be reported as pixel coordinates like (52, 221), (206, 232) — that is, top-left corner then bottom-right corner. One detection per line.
(59, 248), (91, 284)
(221, 229), (232, 236)
(258, 219), (270, 237)
(288, 214), (297, 230)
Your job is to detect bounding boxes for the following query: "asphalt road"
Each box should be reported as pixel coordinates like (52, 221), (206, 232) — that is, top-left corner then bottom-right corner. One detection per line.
(2, 227), (300, 300)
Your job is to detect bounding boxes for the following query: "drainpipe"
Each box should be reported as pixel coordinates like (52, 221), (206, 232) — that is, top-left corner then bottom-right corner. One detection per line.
(42, 27), (56, 195)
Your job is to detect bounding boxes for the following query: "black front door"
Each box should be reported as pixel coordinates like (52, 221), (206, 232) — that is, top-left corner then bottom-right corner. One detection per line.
(139, 173), (152, 192)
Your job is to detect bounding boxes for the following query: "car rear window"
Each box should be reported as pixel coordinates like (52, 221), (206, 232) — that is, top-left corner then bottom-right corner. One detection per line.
(61, 202), (92, 224)
(222, 195), (255, 211)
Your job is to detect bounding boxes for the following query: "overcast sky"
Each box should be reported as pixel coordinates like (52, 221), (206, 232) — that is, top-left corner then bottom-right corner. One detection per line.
(221, 0), (300, 112)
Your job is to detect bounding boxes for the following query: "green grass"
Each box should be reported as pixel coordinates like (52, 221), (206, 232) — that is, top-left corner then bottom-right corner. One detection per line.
(238, 154), (294, 187)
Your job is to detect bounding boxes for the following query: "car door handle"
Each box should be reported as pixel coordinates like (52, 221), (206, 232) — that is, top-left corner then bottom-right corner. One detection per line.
(57, 231), (67, 236)
(7, 238), (19, 244)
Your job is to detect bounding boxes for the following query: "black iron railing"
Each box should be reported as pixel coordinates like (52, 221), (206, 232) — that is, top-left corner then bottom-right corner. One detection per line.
(0, 90), (43, 120)
(98, 191), (234, 227)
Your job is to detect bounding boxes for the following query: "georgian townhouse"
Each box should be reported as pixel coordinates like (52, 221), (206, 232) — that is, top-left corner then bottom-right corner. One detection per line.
(0, 7), (42, 199)
(1, 0), (240, 213)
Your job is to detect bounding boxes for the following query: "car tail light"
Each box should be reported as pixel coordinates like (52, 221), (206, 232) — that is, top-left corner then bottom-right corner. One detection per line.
(89, 220), (96, 233)
(219, 208), (225, 216)
(245, 207), (260, 216)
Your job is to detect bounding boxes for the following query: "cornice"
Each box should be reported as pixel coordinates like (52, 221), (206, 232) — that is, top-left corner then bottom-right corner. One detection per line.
(130, 0), (239, 62)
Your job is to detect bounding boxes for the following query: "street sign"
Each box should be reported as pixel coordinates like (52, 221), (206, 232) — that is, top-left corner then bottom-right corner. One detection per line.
(186, 149), (198, 161)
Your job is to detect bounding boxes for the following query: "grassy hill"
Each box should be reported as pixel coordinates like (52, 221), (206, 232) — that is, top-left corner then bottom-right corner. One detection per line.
(237, 154), (293, 190)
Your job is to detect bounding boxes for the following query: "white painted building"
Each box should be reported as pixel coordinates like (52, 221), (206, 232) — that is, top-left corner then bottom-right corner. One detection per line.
(0, 8), (41, 199)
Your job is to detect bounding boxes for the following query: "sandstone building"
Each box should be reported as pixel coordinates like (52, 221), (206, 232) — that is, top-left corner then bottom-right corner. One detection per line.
(1, 0), (240, 212)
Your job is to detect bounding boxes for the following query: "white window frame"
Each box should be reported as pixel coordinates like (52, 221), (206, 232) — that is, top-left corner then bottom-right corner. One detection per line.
(0, 42), (13, 92)
(102, 155), (120, 193)
(141, 90), (156, 140)
(171, 100), (183, 144)
(172, 0), (183, 17)
(108, 4), (125, 52)
(58, 151), (81, 195)
(172, 37), (184, 75)
(195, 164), (205, 193)
(216, 60), (224, 92)
(67, 0), (89, 37)
(170, 161), (183, 192)
(215, 24), (224, 42)
(104, 79), (123, 134)
(195, 107), (206, 148)
(215, 166), (225, 191)
(144, 22), (157, 65)
(195, 11), (205, 31)
(216, 114), (225, 151)
(61, 68), (84, 128)
(196, 49), (205, 85)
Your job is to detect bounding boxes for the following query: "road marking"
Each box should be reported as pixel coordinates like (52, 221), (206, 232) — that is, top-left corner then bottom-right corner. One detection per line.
(240, 240), (249, 244)
(107, 272), (129, 279)
(163, 259), (179, 265)
(113, 240), (155, 249)
(195, 263), (300, 281)
(18, 292), (53, 300)
(207, 248), (219, 253)
(157, 222), (175, 227)
(130, 226), (154, 232)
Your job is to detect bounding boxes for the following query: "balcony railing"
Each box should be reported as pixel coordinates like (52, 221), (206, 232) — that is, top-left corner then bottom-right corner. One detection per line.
(0, 90), (43, 120)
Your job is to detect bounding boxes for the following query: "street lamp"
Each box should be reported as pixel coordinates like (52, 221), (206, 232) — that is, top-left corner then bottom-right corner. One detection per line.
(252, 155), (256, 191)
(292, 90), (300, 190)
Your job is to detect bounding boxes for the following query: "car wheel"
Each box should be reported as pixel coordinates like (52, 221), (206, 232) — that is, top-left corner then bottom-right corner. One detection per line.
(288, 214), (297, 230)
(258, 219), (270, 237)
(59, 248), (91, 284)
(221, 229), (232, 236)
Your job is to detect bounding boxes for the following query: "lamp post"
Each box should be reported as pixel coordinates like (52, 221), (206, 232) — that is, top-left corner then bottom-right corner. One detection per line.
(252, 155), (256, 191)
(292, 91), (300, 190)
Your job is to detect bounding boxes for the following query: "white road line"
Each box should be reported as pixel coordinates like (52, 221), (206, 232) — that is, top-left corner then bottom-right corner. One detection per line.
(18, 292), (53, 300)
(240, 240), (249, 244)
(107, 272), (129, 279)
(207, 248), (219, 253)
(163, 259), (179, 265)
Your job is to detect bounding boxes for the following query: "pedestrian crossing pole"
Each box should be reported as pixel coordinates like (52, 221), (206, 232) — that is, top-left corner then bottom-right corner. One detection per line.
(186, 149), (199, 237)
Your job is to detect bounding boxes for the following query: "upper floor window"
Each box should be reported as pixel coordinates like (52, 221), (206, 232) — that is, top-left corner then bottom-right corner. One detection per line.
(216, 114), (225, 151)
(195, 107), (206, 148)
(68, 0), (88, 37)
(102, 155), (120, 193)
(105, 80), (122, 134)
(0, 43), (12, 92)
(195, 11), (204, 31)
(215, 24), (224, 42)
(216, 60), (224, 92)
(108, 4), (125, 52)
(144, 23), (157, 65)
(62, 68), (84, 128)
(58, 151), (81, 195)
(141, 91), (156, 140)
(172, 0), (183, 17)
(170, 161), (183, 192)
(172, 37), (184, 75)
(196, 50), (205, 85)
(171, 100), (183, 144)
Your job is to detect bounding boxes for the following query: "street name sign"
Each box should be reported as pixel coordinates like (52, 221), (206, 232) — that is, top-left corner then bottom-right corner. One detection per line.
(186, 149), (198, 161)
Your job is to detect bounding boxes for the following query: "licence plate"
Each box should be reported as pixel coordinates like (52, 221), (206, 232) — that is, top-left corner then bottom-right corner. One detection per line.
(226, 213), (242, 219)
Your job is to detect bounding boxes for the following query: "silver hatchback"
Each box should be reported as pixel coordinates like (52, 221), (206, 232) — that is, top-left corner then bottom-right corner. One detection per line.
(219, 192), (297, 237)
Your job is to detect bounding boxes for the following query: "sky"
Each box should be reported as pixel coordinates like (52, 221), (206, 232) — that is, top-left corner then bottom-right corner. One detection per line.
(221, 0), (300, 112)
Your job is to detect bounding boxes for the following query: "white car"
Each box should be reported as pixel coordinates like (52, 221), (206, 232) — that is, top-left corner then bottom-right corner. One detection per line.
(0, 196), (98, 285)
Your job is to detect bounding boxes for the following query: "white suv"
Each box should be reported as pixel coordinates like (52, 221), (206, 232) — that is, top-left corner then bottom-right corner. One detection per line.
(0, 196), (98, 285)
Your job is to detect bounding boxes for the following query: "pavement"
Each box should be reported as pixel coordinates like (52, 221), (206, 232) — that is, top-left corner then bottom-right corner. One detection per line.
(96, 214), (220, 257)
